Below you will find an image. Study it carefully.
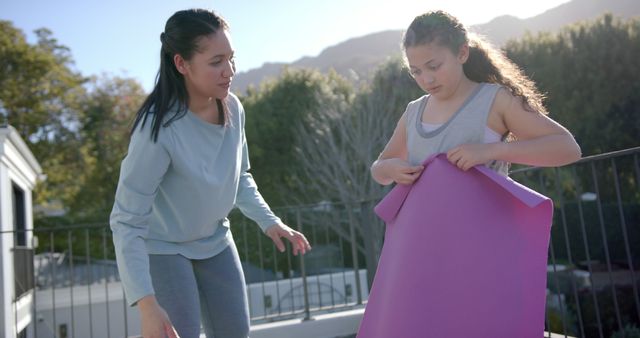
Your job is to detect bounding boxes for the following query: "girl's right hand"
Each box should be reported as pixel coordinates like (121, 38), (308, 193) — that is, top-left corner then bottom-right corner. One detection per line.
(138, 295), (180, 338)
(381, 158), (424, 185)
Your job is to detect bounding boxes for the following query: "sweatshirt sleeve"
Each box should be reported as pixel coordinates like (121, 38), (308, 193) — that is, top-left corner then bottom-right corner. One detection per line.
(109, 122), (170, 306)
(233, 100), (282, 232)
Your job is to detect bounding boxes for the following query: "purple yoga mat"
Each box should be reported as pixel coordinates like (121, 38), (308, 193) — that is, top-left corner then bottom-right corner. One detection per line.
(357, 154), (553, 338)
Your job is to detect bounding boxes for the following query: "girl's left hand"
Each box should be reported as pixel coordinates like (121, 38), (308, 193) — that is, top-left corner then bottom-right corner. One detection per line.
(265, 223), (312, 256)
(446, 143), (498, 171)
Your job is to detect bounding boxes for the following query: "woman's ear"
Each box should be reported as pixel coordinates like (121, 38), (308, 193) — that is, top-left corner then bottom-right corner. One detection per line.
(458, 43), (470, 64)
(173, 54), (188, 75)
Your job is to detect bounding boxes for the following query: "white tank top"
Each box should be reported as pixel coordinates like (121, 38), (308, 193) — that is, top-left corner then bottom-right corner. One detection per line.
(405, 83), (509, 175)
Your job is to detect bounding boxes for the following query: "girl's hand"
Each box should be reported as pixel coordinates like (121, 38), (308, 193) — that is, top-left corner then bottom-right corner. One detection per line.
(265, 223), (312, 256)
(446, 143), (498, 171)
(138, 295), (180, 338)
(382, 158), (424, 185)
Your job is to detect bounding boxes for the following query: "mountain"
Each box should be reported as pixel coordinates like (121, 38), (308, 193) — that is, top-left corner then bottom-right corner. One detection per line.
(232, 0), (640, 93)
(231, 30), (404, 93)
(472, 0), (640, 45)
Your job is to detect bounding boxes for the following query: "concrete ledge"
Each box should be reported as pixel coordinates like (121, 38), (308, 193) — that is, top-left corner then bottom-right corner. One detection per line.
(545, 333), (577, 338)
(181, 307), (574, 338)
(249, 308), (364, 338)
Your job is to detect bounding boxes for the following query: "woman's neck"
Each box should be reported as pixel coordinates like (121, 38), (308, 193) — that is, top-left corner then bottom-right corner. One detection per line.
(189, 96), (221, 124)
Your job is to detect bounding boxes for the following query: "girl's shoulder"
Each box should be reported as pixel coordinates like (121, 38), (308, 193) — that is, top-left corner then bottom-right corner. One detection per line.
(404, 94), (428, 118)
(407, 94), (428, 107)
(484, 83), (514, 114)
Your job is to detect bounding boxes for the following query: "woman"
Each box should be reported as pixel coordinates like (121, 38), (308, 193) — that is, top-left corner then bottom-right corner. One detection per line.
(110, 9), (311, 338)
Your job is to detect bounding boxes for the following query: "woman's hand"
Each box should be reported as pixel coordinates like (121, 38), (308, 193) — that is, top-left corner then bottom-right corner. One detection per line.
(265, 223), (312, 256)
(378, 158), (424, 185)
(446, 143), (498, 171)
(138, 295), (180, 338)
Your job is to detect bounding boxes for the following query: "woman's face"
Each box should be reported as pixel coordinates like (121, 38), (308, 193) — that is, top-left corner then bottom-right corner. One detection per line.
(180, 30), (235, 100)
(405, 41), (468, 100)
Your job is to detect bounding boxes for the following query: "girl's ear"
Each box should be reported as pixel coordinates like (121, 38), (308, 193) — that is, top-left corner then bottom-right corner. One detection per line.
(173, 54), (188, 75)
(458, 43), (470, 64)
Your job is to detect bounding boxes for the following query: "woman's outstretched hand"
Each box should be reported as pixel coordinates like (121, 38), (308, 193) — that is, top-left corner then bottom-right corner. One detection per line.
(265, 223), (312, 256)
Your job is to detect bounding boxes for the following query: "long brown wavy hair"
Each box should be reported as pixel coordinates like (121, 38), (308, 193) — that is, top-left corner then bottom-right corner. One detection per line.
(403, 10), (547, 116)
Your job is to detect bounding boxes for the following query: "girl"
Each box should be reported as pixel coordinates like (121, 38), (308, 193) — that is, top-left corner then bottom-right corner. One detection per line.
(371, 10), (581, 185)
(110, 9), (311, 338)
(362, 10), (581, 337)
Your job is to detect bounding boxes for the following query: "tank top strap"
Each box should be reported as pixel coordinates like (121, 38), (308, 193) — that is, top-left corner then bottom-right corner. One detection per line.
(461, 83), (502, 125)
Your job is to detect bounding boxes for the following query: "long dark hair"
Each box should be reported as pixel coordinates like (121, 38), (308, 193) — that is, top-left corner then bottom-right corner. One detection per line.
(132, 9), (230, 142)
(403, 10), (547, 115)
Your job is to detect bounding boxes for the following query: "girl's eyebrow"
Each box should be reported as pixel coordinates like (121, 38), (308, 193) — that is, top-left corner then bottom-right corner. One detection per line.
(409, 57), (435, 69)
(423, 58), (437, 66)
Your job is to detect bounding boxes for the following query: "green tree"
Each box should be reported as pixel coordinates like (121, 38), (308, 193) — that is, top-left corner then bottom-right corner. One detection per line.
(0, 22), (85, 144)
(70, 75), (146, 220)
(294, 56), (422, 205)
(1, 21), (148, 223)
(290, 57), (423, 274)
(240, 67), (353, 206)
(0, 21), (88, 215)
(505, 14), (640, 156)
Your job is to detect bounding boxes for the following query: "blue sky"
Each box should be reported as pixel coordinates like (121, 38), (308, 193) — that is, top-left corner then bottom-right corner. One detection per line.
(1, 0), (570, 92)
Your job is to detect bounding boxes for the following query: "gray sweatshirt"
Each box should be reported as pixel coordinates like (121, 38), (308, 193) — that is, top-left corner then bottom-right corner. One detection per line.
(110, 93), (280, 306)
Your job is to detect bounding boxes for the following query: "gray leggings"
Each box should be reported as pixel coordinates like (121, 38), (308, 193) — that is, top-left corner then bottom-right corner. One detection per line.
(149, 242), (250, 338)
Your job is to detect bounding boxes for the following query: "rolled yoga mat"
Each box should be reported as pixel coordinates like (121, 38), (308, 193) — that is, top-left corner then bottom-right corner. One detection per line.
(357, 154), (553, 338)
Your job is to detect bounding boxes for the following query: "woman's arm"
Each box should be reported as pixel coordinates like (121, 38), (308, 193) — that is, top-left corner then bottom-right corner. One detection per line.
(234, 101), (310, 255)
(110, 123), (170, 306)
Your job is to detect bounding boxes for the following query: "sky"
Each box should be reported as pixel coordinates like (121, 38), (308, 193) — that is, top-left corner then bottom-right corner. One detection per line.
(1, 0), (571, 92)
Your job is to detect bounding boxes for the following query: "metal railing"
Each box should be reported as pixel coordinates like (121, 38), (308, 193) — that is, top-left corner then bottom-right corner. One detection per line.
(6, 146), (640, 338)
(509, 147), (640, 338)
(5, 202), (371, 338)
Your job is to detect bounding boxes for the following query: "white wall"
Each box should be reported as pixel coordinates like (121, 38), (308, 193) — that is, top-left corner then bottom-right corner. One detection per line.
(0, 126), (43, 338)
(1, 162), (15, 338)
(35, 283), (140, 338)
(248, 270), (369, 319)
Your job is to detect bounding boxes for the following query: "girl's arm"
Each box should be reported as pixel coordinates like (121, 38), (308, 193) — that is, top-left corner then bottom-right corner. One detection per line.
(494, 89), (581, 166)
(371, 113), (424, 185)
(447, 89), (581, 170)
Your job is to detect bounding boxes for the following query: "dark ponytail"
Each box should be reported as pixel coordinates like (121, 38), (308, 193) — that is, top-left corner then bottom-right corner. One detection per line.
(132, 9), (229, 142)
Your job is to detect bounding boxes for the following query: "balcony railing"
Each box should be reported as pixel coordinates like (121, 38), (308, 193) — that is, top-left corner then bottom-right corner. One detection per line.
(14, 246), (35, 300)
(5, 146), (640, 338)
(509, 147), (640, 338)
(6, 203), (371, 338)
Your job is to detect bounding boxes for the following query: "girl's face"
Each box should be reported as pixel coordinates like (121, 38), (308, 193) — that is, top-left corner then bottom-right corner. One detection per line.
(178, 30), (235, 101)
(405, 42), (468, 100)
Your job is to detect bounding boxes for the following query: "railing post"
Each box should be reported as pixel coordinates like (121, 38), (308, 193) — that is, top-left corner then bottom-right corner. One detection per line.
(347, 206), (363, 305)
(296, 209), (313, 321)
(32, 235), (38, 338)
(360, 200), (378, 290)
(571, 165), (604, 338)
(611, 158), (640, 323)
(554, 167), (586, 338)
(590, 161), (624, 331)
